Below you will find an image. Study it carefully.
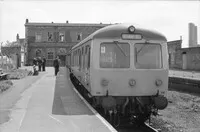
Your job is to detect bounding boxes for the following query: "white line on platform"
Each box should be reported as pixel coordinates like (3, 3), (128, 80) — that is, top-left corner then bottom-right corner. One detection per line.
(49, 115), (65, 125)
(69, 78), (117, 132)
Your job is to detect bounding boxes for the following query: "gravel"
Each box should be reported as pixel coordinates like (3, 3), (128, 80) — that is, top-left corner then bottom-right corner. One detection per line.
(151, 90), (200, 132)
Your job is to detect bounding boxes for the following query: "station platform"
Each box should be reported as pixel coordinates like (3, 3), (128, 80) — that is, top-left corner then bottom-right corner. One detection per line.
(169, 70), (200, 81)
(168, 70), (200, 93)
(0, 67), (116, 132)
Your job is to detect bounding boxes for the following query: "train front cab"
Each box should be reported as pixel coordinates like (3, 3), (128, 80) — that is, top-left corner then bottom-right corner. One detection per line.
(90, 37), (168, 120)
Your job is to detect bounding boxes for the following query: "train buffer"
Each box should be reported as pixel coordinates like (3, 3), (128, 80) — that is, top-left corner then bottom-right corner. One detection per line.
(0, 67), (116, 132)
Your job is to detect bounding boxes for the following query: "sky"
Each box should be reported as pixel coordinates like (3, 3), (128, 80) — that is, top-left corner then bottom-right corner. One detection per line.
(0, 0), (200, 48)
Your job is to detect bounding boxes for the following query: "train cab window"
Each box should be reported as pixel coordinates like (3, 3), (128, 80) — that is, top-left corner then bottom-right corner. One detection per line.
(100, 42), (130, 68)
(135, 43), (162, 69)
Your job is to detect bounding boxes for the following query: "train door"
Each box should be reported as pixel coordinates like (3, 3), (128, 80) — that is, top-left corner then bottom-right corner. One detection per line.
(85, 45), (91, 88)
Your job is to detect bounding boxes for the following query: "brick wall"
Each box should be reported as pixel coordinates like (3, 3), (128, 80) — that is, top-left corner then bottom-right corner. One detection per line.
(180, 47), (200, 71)
(167, 40), (182, 69)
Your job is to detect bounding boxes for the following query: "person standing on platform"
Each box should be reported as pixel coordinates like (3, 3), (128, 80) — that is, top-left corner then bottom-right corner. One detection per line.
(42, 56), (46, 71)
(53, 56), (60, 76)
(33, 58), (37, 66)
(38, 57), (42, 72)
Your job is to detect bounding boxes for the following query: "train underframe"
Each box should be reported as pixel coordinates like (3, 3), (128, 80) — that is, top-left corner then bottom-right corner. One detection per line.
(70, 72), (168, 128)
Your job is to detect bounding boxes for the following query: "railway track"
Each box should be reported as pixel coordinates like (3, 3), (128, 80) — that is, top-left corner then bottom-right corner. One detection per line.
(70, 74), (159, 132)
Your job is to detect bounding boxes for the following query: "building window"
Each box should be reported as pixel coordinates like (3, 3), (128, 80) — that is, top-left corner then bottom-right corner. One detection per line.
(35, 32), (42, 42)
(36, 49), (42, 57)
(77, 33), (82, 41)
(59, 32), (65, 42)
(48, 32), (53, 41)
(47, 52), (54, 60)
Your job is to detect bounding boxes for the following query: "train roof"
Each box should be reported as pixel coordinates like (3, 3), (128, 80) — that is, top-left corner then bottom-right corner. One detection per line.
(72, 23), (167, 50)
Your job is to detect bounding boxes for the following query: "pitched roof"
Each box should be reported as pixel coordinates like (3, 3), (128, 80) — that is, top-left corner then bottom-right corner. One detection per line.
(25, 22), (110, 27)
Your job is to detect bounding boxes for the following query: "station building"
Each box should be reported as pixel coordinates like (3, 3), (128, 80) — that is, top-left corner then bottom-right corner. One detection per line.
(1, 34), (25, 68)
(24, 19), (109, 66)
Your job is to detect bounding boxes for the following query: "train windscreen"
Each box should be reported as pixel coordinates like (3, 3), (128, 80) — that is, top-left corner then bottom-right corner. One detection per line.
(100, 42), (130, 68)
(134, 43), (162, 69)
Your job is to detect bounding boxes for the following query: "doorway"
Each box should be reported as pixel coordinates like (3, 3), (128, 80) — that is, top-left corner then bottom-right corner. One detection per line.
(58, 55), (66, 66)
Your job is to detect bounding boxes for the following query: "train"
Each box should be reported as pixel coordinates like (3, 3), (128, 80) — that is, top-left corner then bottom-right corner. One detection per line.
(67, 23), (168, 126)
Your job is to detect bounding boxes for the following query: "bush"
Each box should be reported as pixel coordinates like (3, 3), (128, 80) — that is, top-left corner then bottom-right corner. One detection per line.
(6, 69), (31, 80)
(0, 80), (13, 93)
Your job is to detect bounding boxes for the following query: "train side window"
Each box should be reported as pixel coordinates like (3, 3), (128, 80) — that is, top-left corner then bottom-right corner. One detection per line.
(84, 46), (88, 70)
(82, 47), (85, 70)
(76, 50), (78, 67)
(87, 46), (91, 69)
(72, 52), (74, 66)
(78, 49), (81, 70)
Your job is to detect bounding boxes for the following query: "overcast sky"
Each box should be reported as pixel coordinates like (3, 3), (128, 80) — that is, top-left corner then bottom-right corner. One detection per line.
(0, 0), (199, 47)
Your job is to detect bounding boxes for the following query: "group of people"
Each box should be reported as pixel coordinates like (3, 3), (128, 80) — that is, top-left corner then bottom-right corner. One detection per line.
(32, 56), (60, 76)
(33, 57), (46, 74)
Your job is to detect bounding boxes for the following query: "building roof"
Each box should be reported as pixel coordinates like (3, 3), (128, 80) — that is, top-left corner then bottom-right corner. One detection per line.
(18, 38), (25, 44)
(167, 40), (182, 45)
(181, 46), (200, 50)
(25, 22), (110, 27)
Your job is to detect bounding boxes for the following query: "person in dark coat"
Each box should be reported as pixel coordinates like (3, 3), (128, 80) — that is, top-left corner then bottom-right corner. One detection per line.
(33, 58), (37, 66)
(37, 57), (42, 72)
(53, 56), (60, 76)
(42, 56), (46, 71)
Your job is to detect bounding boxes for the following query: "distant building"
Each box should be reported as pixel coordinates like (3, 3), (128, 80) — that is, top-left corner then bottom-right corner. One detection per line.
(167, 39), (182, 69)
(24, 19), (109, 66)
(168, 38), (200, 71)
(177, 47), (200, 70)
(1, 34), (25, 68)
(188, 23), (198, 47)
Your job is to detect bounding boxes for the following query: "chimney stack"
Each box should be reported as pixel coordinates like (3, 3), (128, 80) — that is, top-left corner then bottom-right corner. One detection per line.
(26, 19), (29, 23)
(188, 23), (198, 47)
(16, 34), (19, 41)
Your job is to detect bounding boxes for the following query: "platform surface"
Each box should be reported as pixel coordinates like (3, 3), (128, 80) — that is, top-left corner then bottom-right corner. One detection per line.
(0, 67), (116, 132)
